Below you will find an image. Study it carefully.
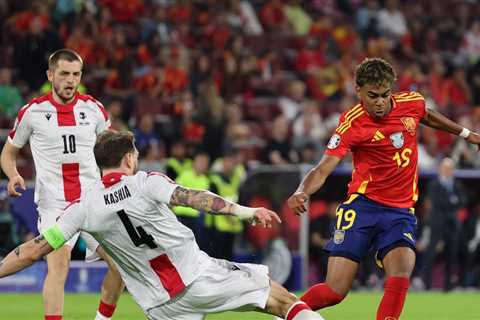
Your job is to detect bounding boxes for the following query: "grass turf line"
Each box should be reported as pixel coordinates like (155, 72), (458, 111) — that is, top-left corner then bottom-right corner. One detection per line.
(0, 292), (478, 319)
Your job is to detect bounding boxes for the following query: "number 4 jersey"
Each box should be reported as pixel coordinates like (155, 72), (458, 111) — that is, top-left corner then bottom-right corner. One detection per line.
(46, 171), (211, 311)
(325, 91), (426, 208)
(8, 92), (110, 205)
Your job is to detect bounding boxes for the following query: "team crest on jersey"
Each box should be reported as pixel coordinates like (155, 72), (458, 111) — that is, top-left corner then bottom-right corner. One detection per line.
(77, 111), (90, 125)
(401, 117), (416, 136)
(390, 132), (404, 149)
(333, 230), (345, 244)
(327, 134), (341, 149)
(45, 113), (52, 121)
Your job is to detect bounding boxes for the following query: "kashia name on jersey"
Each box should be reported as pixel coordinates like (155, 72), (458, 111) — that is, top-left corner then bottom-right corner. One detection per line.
(104, 186), (132, 205)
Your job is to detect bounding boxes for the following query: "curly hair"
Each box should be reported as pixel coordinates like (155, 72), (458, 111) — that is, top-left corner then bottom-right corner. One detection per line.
(355, 58), (397, 88)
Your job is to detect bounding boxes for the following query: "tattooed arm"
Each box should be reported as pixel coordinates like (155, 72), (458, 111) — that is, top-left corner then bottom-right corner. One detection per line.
(169, 186), (282, 227)
(0, 235), (54, 278)
(170, 186), (237, 215)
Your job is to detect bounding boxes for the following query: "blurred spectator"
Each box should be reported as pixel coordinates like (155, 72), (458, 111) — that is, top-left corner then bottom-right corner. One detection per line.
(227, 0), (263, 36)
(461, 202), (480, 288)
(356, 0), (379, 41)
(173, 151), (211, 241)
(138, 142), (165, 173)
(195, 78), (226, 159)
(377, 0), (407, 47)
(13, 5), (62, 90)
(278, 79), (306, 122)
(292, 100), (327, 150)
(260, 0), (289, 33)
(106, 100), (129, 131)
(451, 111), (480, 168)
(299, 143), (318, 165)
(0, 68), (23, 120)
(442, 67), (472, 116)
(309, 202), (336, 282)
(190, 54), (212, 97)
(284, 0), (312, 36)
(461, 20), (480, 66)
(165, 140), (192, 181)
(134, 114), (161, 153)
(422, 158), (465, 291)
(205, 149), (245, 260)
(263, 115), (298, 165)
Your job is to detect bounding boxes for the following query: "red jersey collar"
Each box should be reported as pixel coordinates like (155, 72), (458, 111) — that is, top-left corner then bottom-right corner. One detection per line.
(47, 91), (79, 109)
(102, 172), (127, 187)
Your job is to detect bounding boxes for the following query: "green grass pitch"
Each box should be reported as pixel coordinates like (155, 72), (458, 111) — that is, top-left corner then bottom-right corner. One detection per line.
(0, 291), (478, 319)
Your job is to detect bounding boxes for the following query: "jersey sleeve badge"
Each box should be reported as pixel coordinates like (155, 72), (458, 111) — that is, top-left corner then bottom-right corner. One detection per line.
(401, 117), (416, 136)
(327, 133), (341, 149)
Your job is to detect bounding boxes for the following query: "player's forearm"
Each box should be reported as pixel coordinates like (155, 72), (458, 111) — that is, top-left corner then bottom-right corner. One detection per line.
(296, 155), (340, 196)
(420, 108), (464, 136)
(296, 166), (328, 196)
(170, 186), (238, 216)
(0, 142), (20, 179)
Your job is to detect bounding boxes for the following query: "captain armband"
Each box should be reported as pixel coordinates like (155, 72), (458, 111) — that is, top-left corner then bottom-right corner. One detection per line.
(42, 225), (67, 250)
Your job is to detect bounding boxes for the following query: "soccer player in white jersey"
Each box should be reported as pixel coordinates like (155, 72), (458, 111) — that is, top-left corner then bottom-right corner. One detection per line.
(0, 130), (326, 320)
(0, 49), (123, 320)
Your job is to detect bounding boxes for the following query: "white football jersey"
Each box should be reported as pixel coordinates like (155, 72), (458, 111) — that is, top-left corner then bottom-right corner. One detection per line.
(8, 92), (110, 205)
(55, 171), (212, 311)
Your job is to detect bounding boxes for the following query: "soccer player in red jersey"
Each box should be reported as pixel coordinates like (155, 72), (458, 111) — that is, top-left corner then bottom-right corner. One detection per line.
(287, 58), (480, 320)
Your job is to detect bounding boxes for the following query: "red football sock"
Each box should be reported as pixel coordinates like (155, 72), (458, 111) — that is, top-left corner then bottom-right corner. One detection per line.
(45, 316), (62, 320)
(300, 283), (344, 311)
(286, 301), (311, 320)
(376, 276), (410, 320)
(98, 300), (116, 318)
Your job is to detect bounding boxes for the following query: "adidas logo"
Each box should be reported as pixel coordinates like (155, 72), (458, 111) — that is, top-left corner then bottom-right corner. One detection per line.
(371, 130), (385, 142)
(403, 232), (414, 242)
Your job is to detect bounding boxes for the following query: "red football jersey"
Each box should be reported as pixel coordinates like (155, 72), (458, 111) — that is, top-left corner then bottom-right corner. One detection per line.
(325, 92), (426, 208)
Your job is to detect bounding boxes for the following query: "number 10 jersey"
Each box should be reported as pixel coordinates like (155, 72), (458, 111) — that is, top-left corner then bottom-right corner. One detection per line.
(8, 92), (110, 205)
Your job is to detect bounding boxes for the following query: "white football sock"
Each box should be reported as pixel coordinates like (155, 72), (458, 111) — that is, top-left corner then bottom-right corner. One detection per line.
(290, 309), (325, 320)
(95, 311), (111, 320)
(285, 301), (325, 320)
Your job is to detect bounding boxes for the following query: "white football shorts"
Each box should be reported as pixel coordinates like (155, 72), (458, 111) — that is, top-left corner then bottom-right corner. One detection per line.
(146, 258), (271, 320)
(37, 203), (100, 262)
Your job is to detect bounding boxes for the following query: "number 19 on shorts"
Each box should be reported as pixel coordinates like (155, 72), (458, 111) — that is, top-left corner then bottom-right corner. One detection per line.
(336, 207), (357, 230)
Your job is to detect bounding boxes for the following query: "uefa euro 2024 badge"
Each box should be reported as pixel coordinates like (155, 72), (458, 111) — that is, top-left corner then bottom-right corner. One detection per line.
(390, 132), (404, 149)
(333, 230), (345, 244)
(327, 134), (341, 150)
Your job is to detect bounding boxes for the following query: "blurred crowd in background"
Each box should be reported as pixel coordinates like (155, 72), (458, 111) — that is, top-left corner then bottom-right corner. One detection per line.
(0, 0), (479, 290)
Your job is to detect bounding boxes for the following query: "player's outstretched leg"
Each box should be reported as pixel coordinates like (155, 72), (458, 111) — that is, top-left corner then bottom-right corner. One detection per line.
(265, 281), (325, 320)
(300, 256), (356, 311)
(43, 246), (72, 320)
(95, 246), (125, 320)
(377, 247), (415, 320)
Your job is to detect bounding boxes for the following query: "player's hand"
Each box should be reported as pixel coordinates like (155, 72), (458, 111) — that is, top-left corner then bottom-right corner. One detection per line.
(287, 191), (309, 216)
(7, 174), (26, 197)
(466, 132), (480, 148)
(251, 208), (281, 228)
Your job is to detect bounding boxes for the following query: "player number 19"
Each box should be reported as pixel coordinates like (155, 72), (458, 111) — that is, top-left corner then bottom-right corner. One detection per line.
(392, 147), (412, 168)
(336, 208), (356, 230)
